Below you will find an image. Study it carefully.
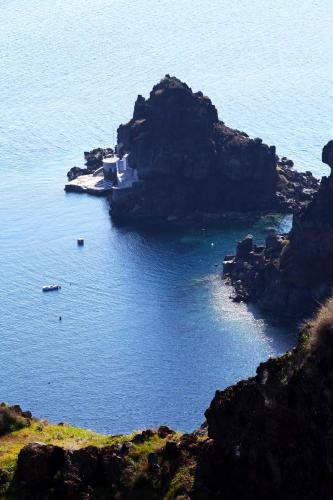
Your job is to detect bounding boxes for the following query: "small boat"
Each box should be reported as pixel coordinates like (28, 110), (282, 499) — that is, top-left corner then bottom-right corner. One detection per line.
(42, 284), (61, 292)
(77, 238), (84, 246)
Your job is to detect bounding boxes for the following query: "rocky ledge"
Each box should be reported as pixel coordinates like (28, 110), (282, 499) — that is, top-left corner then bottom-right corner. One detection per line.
(109, 75), (318, 223)
(224, 140), (333, 317)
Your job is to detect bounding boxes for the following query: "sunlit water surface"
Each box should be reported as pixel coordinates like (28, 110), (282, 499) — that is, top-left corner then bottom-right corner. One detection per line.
(1, 0), (332, 433)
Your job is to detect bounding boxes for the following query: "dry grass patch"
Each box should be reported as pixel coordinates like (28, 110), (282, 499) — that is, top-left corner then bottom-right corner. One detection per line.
(307, 296), (333, 352)
(0, 420), (132, 474)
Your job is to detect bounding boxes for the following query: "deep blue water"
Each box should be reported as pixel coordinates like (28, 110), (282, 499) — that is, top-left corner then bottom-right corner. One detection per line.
(1, 0), (332, 434)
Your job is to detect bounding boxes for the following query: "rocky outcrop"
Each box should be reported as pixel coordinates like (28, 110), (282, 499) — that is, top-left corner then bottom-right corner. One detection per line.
(0, 468), (9, 488)
(224, 141), (333, 317)
(67, 148), (114, 181)
(110, 75), (318, 223)
(14, 429), (189, 499)
(203, 306), (333, 500)
(0, 403), (31, 436)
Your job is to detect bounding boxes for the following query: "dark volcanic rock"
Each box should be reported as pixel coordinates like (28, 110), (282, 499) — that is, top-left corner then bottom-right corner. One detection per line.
(84, 147), (113, 168)
(67, 147), (114, 180)
(101, 446), (124, 488)
(0, 468), (9, 487)
(109, 75), (318, 222)
(203, 320), (333, 500)
(224, 141), (333, 317)
(17, 442), (65, 489)
(157, 425), (175, 438)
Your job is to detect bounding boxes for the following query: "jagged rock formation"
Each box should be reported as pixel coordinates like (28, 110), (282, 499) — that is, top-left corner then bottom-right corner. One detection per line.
(0, 403), (31, 436)
(224, 141), (333, 317)
(203, 303), (333, 499)
(110, 75), (318, 223)
(13, 426), (199, 499)
(67, 148), (114, 181)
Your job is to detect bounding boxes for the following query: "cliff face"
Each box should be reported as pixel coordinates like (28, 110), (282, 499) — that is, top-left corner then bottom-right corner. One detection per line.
(224, 141), (333, 317)
(203, 302), (333, 499)
(111, 76), (317, 222)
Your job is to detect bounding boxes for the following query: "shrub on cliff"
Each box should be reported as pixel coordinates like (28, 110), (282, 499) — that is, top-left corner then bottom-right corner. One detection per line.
(0, 404), (30, 436)
(308, 296), (333, 353)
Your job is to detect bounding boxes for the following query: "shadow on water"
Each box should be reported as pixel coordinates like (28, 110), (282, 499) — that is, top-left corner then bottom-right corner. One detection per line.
(110, 211), (293, 241)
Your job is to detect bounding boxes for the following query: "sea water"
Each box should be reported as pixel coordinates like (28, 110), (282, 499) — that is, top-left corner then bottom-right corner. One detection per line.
(0, 0), (332, 433)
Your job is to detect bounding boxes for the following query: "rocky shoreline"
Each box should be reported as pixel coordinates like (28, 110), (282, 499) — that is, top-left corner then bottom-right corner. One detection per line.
(223, 141), (333, 318)
(3, 302), (333, 498)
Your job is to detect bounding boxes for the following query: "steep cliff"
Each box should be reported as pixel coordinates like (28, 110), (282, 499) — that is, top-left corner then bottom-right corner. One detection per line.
(110, 76), (317, 222)
(203, 298), (333, 499)
(224, 141), (333, 317)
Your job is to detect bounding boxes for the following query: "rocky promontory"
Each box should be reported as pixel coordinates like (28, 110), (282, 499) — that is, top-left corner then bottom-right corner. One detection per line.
(109, 75), (318, 223)
(224, 140), (333, 317)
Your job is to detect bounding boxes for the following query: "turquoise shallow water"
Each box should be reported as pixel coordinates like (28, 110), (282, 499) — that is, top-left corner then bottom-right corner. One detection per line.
(0, 0), (332, 434)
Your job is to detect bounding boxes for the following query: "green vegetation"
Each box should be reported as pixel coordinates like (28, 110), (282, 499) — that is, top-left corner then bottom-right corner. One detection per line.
(0, 405), (29, 438)
(165, 460), (196, 500)
(277, 351), (294, 385)
(0, 417), (192, 499)
(0, 420), (117, 474)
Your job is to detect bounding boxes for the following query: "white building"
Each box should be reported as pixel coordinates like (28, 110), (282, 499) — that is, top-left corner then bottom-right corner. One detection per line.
(102, 153), (138, 189)
(102, 156), (118, 176)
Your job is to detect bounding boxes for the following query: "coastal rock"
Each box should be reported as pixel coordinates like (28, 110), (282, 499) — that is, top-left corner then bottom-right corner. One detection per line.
(109, 75), (318, 222)
(0, 468), (9, 487)
(203, 312), (333, 499)
(17, 442), (65, 489)
(67, 166), (91, 181)
(101, 446), (124, 487)
(0, 403), (31, 436)
(132, 429), (155, 443)
(67, 147), (114, 181)
(223, 141), (333, 317)
(84, 147), (114, 168)
(157, 425), (175, 438)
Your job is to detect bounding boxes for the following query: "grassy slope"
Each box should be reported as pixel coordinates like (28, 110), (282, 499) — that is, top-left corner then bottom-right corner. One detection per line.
(0, 420), (119, 473)
(0, 419), (189, 499)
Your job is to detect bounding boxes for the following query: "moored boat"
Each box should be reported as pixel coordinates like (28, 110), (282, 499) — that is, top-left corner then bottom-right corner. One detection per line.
(42, 284), (61, 292)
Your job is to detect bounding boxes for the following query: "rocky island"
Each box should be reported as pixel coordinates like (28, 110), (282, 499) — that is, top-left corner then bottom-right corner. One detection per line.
(224, 140), (333, 317)
(112, 76), (317, 223)
(65, 76), (318, 224)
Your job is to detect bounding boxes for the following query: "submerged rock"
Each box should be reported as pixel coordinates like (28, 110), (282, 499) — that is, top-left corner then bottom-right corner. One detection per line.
(108, 75), (318, 222)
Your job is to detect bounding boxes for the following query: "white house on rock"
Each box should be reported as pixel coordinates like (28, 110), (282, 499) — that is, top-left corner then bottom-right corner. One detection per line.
(102, 153), (138, 190)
